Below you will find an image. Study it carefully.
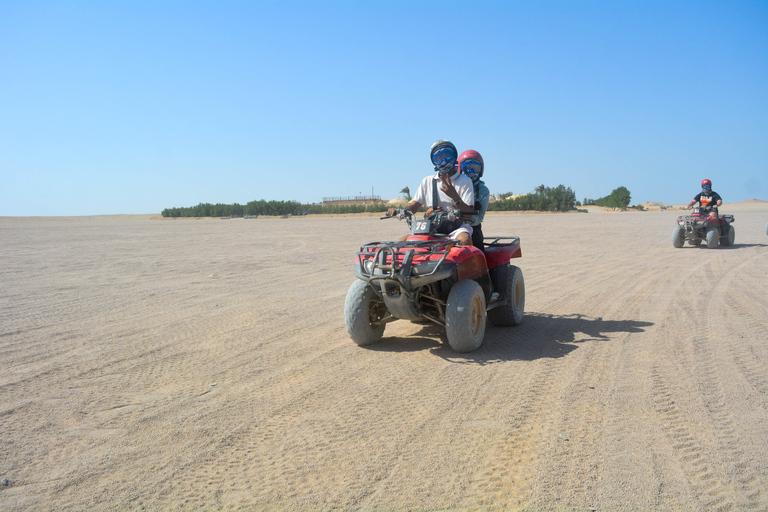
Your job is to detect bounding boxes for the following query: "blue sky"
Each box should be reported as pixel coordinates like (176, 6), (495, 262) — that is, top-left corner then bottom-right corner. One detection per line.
(1, 0), (766, 216)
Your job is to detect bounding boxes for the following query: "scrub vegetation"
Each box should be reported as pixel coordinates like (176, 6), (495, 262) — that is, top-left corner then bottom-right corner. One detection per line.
(161, 184), (629, 217)
(583, 186), (632, 209)
(489, 184), (577, 212)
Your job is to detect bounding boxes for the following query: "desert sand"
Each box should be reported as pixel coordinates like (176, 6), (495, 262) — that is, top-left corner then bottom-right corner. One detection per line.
(1, 202), (767, 511)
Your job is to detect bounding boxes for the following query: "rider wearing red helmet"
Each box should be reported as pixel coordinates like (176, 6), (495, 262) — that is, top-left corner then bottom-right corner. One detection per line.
(458, 149), (490, 249)
(686, 179), (723, 220)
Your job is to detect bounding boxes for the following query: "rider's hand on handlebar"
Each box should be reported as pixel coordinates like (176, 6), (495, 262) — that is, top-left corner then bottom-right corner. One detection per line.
(425, 207), (447, 218)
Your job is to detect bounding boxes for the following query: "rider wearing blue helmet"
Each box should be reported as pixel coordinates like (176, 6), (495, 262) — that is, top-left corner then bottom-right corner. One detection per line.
(387, 140), (475, 246)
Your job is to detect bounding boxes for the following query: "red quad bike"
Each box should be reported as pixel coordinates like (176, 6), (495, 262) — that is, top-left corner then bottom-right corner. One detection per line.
(344, 209), (525, 353)
(672, 206), (735, 249)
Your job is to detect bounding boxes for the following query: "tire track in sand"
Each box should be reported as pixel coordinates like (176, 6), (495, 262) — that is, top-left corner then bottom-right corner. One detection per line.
(463, 317), (574, 510)
(651, 250), (768, 511)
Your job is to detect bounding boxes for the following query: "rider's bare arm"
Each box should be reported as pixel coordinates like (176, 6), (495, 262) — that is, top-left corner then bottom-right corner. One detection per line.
(406, 201), (422, 214)
(455, 199), (475, 213)
(387, 201), (422, 218)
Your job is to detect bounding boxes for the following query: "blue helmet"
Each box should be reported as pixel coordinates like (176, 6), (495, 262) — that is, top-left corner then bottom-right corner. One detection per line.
(430, 140), (458, 176)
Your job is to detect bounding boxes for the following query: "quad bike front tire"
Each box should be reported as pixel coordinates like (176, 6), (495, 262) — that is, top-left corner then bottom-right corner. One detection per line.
(446, 280), (487, 353)
(345, 279), (386, 346)
(721, 225), (735, 247)
(672, 226), (685, 248)
(488, 264), (525, 327)
(706, 227), (719, 249)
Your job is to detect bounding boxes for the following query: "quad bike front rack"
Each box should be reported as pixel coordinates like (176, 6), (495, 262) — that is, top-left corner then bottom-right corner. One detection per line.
(356, 239), (459, 321)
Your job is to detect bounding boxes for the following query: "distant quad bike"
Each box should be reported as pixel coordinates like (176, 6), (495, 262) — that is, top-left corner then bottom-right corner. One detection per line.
(672, 206), (735, 249)
(344, 209), (524, 353)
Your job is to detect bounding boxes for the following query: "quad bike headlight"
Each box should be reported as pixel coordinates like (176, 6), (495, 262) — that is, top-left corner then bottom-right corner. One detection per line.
(363, 258), (375, 275)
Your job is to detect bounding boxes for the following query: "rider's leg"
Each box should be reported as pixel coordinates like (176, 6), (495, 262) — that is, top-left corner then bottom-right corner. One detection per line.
(449, 225), (473, 246)
(471, 224), (484, 249)
(455, 231), (472, 246)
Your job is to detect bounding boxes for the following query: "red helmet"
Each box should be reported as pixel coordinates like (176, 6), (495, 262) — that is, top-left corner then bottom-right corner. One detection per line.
(701, 179), (712, 193)
(458, 150), (484, 181)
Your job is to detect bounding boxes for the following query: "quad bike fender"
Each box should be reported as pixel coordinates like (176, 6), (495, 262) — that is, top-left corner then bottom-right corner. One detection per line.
(453, 246), (489, 281)
(484, 244), (522, 269)
(718, 215), (734, 226)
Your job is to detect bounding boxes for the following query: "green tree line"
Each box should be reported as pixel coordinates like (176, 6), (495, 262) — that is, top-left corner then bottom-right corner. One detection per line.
(162, 183), (605, 218)
(488, 184), (577, 212)
(583, 186), (631, 209)
(161, 200), (391, 217)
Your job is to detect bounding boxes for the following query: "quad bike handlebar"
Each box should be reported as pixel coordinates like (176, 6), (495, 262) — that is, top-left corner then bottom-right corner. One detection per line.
(380, 208), (413, 221)
(681, 204), (720, 213)
(382, 208), (479, 225)
(383, 208), (481, 238)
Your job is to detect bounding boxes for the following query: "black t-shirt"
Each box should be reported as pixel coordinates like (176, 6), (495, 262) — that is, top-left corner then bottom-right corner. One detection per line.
(693, 191), (722, 210)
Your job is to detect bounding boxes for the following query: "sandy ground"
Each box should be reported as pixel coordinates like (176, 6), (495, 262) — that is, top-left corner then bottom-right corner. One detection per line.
(1, 202), (767, 512)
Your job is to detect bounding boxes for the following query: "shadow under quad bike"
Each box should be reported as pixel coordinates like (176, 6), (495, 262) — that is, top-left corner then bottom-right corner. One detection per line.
(344, 209), (524, 353)
(672, 206), (735, 249)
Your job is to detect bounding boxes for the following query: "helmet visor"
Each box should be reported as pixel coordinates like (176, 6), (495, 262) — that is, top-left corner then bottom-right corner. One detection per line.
(461, 159), (483, 181)
(431, 148), (456, 166)
(702, 183), (712, 193)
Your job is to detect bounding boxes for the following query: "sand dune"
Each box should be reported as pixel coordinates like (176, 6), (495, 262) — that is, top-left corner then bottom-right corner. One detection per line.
(1, 202), (767, 511)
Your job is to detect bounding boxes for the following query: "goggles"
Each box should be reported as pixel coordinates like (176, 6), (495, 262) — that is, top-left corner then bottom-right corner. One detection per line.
(461, 159), (483, 180)
(431, 148), (456, 167)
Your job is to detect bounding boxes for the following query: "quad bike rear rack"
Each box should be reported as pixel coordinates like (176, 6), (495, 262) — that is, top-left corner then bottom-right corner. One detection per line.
(482, 236), (521, 247)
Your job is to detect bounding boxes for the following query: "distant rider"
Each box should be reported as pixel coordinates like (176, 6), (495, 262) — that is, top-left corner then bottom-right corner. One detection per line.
(458, 149), (490, 249)
(686, 179), (722, 220)
(387, 140), (475, 246)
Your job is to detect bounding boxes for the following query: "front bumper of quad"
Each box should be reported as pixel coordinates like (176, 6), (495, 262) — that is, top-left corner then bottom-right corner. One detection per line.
(355, 240), (458, 321)
(677, 214), (734, 241)
(353, 237), (520, 323)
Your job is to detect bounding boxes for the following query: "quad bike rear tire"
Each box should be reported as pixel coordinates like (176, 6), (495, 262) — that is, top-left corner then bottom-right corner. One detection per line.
(706, 227), (719, 249)
(672, 226), (685, 248)
(488, 264), (525, 327)
(345, 279), (386, 346)
(721, 225), (735, 247)
(446, 280), (487, 353)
